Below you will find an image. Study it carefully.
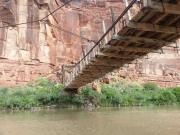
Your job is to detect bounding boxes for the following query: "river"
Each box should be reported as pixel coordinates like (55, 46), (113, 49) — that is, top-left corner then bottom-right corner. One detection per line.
(0, 106), (180, 135)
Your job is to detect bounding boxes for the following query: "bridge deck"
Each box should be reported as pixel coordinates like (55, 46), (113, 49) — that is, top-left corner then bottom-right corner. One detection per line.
(63, 0), (180, 91)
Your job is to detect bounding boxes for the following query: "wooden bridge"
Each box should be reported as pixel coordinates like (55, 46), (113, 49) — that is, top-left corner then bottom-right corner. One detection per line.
(62, 0), (180, 91)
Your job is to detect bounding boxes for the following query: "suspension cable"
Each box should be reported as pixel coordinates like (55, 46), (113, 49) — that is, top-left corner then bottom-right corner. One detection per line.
(75, 0), (137, 66)
(0, 0), (73, 29)
(49, 23), (96, 42)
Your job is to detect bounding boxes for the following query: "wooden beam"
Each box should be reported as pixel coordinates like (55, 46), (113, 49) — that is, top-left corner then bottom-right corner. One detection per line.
(112, 34), (172, 45)
(95, 52), (136, 59)
(79, 72), (105, 76)
(82, 70), (112, 74)
(144, 0), (180, 15)
(140, 11), (155, 22)
(131, 8), (149, 22)
(154, 13), (168, 24)
(87, 64), (117, 68)
(84, 65), (114, 70)
(89, 60), (124, 67)
(101, 44), (155, 53)
(136, 31), (146, 37)
(165, 16), (180, 25)
(126, 21), (180, 34)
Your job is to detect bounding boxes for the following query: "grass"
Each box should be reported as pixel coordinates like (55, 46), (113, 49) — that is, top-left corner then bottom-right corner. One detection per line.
(0, 78), (179, 110)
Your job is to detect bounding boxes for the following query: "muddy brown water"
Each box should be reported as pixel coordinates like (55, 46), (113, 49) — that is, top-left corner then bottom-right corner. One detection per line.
(0, 106), (180, 135)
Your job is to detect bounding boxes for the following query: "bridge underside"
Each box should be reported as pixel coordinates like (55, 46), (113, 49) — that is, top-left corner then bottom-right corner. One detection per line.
(63, 0), (180, 91)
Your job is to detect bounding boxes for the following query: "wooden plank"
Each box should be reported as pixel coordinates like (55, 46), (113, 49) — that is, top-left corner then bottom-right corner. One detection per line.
(84, 66), (114, 71)
(153, 13), (168, 24)
(131, 8), (149, 22)
(125, 21), (180, 34)
(74, 74), (106, 79)
(112, 34), (172, 45)
(165, 16), (180, 25)
(144, 0), (180, 15)
(87, 64), (117, 68)
(96, 52), (136, 59)
(136, 31), (146, 36)
(101, 44), (155, 53)
(140, 11), (155, 22)
(89, 60), (124, 67)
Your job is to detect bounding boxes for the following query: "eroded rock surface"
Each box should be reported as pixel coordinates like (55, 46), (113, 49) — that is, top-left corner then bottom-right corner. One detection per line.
(0, 0), (179, 87)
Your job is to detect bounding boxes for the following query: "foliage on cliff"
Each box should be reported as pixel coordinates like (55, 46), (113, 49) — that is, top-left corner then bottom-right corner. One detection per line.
(0, 78), (179, 110)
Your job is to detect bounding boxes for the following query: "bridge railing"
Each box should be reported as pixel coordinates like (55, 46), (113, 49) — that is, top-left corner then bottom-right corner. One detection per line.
(63, 0), (145, 88)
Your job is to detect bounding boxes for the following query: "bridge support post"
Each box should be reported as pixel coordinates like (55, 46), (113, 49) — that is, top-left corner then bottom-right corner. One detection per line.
(124, 0), (132, 20)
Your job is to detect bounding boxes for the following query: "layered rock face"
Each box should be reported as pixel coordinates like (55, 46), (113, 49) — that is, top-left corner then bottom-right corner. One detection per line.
(0, 0), (179, 87)
(0, 0), (59, 86)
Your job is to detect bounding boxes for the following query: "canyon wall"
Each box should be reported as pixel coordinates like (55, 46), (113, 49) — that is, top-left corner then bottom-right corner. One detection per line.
(0, 0), (179, 87)
(0, 0), (59, 86)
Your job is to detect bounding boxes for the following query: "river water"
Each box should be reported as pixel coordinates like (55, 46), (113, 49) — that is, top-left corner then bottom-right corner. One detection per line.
(0, 106), (180, 135)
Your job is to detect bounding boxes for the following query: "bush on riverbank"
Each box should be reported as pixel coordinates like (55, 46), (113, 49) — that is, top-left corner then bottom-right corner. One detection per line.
(60, 82), (180, 107)
(99, 82), (179, 106)
(0, 78), (179, 110)
(0, 78), (64, 109)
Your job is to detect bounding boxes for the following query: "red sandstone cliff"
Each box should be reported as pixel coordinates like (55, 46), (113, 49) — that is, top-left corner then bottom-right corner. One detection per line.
(0, 0), (179, 87)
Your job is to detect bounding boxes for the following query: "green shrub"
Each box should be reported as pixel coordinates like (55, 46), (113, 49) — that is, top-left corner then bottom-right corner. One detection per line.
(0, 78), (179, 110)
(0, 78), (64, 109)
(57, 87), (100, 107)
(71, 95), (84, 106)
(151, 89), (177, 105)
(143, 82), (159, 91)
(100, 84), (121, 106)
(172, 87), (180, 103)
(80, 86), (100, 106)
